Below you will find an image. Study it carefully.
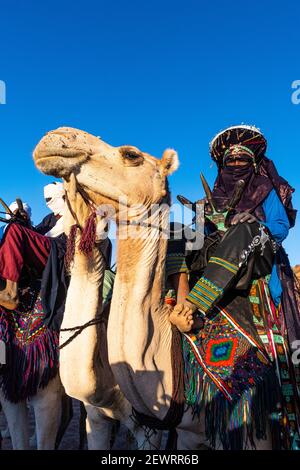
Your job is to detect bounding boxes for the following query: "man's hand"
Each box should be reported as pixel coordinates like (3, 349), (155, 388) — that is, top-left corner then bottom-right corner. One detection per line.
(231, 212), (257, 225)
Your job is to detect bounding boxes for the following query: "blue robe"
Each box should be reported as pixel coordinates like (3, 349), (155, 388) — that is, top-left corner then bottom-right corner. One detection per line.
(261, 189), (290, 306)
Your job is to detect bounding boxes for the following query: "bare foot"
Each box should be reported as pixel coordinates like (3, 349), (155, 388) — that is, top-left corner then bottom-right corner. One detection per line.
(169, 303), (195, 333)
(0, 279), (19, 310)
(0, 294), (19, 310)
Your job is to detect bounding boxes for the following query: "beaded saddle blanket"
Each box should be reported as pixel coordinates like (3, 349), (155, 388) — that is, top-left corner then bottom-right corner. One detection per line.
(0, 283), (59, 402)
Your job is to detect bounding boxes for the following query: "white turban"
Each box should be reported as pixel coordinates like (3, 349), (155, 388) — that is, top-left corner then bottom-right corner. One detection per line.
(6, 201), (32, 221)
(44, 182), (65, 200)
(44, 182), (65, 216)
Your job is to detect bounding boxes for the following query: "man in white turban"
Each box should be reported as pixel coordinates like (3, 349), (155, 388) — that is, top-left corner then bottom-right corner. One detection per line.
(0, 183), (66, 310)
(7, 201), (32, 222)
(36, 182), (66, 238)
(0, 201), (33, 241)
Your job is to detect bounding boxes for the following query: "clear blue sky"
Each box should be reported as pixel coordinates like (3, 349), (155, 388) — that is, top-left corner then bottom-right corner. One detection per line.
(0, 0), (299, 263)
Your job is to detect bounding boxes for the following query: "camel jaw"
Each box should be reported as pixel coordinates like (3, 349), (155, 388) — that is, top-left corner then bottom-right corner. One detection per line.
(34, 150), (89, 178)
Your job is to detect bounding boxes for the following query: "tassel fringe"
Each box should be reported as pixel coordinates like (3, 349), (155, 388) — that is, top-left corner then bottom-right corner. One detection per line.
(78, 212), (97, 257)
(182, 337), (281, 450)
(0, 322), (59, 403)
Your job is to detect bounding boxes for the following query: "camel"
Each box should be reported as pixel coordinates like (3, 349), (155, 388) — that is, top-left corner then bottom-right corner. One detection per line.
(28, 171), (160, 450)
(0, 377), (63, 449)
(1, 180), (158, 450)
(294, 265), (300, 284)
(33, 127), (273, 450)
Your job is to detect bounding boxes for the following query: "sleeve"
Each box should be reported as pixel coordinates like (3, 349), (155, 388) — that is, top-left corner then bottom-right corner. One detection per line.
(261, 189), (290, 243)
(35, 213), (56, 235)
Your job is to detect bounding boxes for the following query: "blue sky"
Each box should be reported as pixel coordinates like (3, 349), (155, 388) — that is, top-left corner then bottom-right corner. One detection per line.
(0, 0), (299, 263)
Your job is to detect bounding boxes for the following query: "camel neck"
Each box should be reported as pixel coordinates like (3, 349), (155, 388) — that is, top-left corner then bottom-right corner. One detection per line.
(107, 205), (173, 420)
(60, 244), (117, 407)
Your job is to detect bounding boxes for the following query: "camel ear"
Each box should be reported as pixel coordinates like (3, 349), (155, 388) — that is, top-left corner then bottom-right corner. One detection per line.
(161, 149), (179, 175)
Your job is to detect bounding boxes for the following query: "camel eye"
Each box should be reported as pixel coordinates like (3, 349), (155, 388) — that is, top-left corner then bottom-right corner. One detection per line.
(123, 151), (140, 160)
(121, 148), (144, 166)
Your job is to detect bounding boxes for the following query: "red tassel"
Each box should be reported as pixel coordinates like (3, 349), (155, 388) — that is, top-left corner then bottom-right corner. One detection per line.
(79, 212), (97, 256)
(65, 225), (78, 270)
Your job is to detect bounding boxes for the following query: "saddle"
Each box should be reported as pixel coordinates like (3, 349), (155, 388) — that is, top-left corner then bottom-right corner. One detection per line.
(0, 197), (31, 228)
(177, 173), (246, 287)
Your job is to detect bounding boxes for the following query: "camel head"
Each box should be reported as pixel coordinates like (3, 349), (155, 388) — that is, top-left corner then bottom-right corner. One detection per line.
(33, 127), (179, 217)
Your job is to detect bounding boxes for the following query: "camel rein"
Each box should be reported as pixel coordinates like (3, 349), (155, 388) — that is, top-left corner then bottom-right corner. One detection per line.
(59, 317), (105, 350)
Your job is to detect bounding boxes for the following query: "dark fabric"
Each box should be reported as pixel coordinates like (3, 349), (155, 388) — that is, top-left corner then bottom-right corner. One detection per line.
(188, 222), (300, 354)
(167, 222), (186, 255)
(186, 231), (222, 288)
(187, 223), (274, 291)
(40, 236), (68, 332)
(35, 213), (69, 331)
(212, 156), (296, 227)
(35, 213), (58, 235)
(100, 237), (113, 269)
(208, 222), (275, 290)
(187, 222), (275, 315)
(40, 234), (112, 331)
(276, 247), (300, 349)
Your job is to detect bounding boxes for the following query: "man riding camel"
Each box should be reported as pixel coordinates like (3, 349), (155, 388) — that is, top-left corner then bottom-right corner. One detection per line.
(0, 182), (67, 311)
(169, 125), (300, 448)
(170, 125), (297, 335)
(0, 182), (112, 314)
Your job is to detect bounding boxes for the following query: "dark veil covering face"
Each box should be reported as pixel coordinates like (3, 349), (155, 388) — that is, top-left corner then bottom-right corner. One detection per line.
(210, 125), (297, 227)
(209, 125), (299, 349)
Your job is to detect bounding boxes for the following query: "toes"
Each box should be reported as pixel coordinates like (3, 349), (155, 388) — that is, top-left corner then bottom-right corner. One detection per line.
(182, 308), (192, 318)
(175, 310), (183, 317)
(173, 305), (184, 316)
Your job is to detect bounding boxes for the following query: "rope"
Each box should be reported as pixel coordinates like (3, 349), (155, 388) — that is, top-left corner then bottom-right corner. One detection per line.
(59, 317), (105, 350)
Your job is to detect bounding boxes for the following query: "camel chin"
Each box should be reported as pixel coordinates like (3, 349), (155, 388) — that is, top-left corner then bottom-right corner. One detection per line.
(34, 155), (87, 178)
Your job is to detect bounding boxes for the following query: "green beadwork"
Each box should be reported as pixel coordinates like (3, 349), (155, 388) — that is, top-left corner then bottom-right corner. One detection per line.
(206, 210), (228, 232)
